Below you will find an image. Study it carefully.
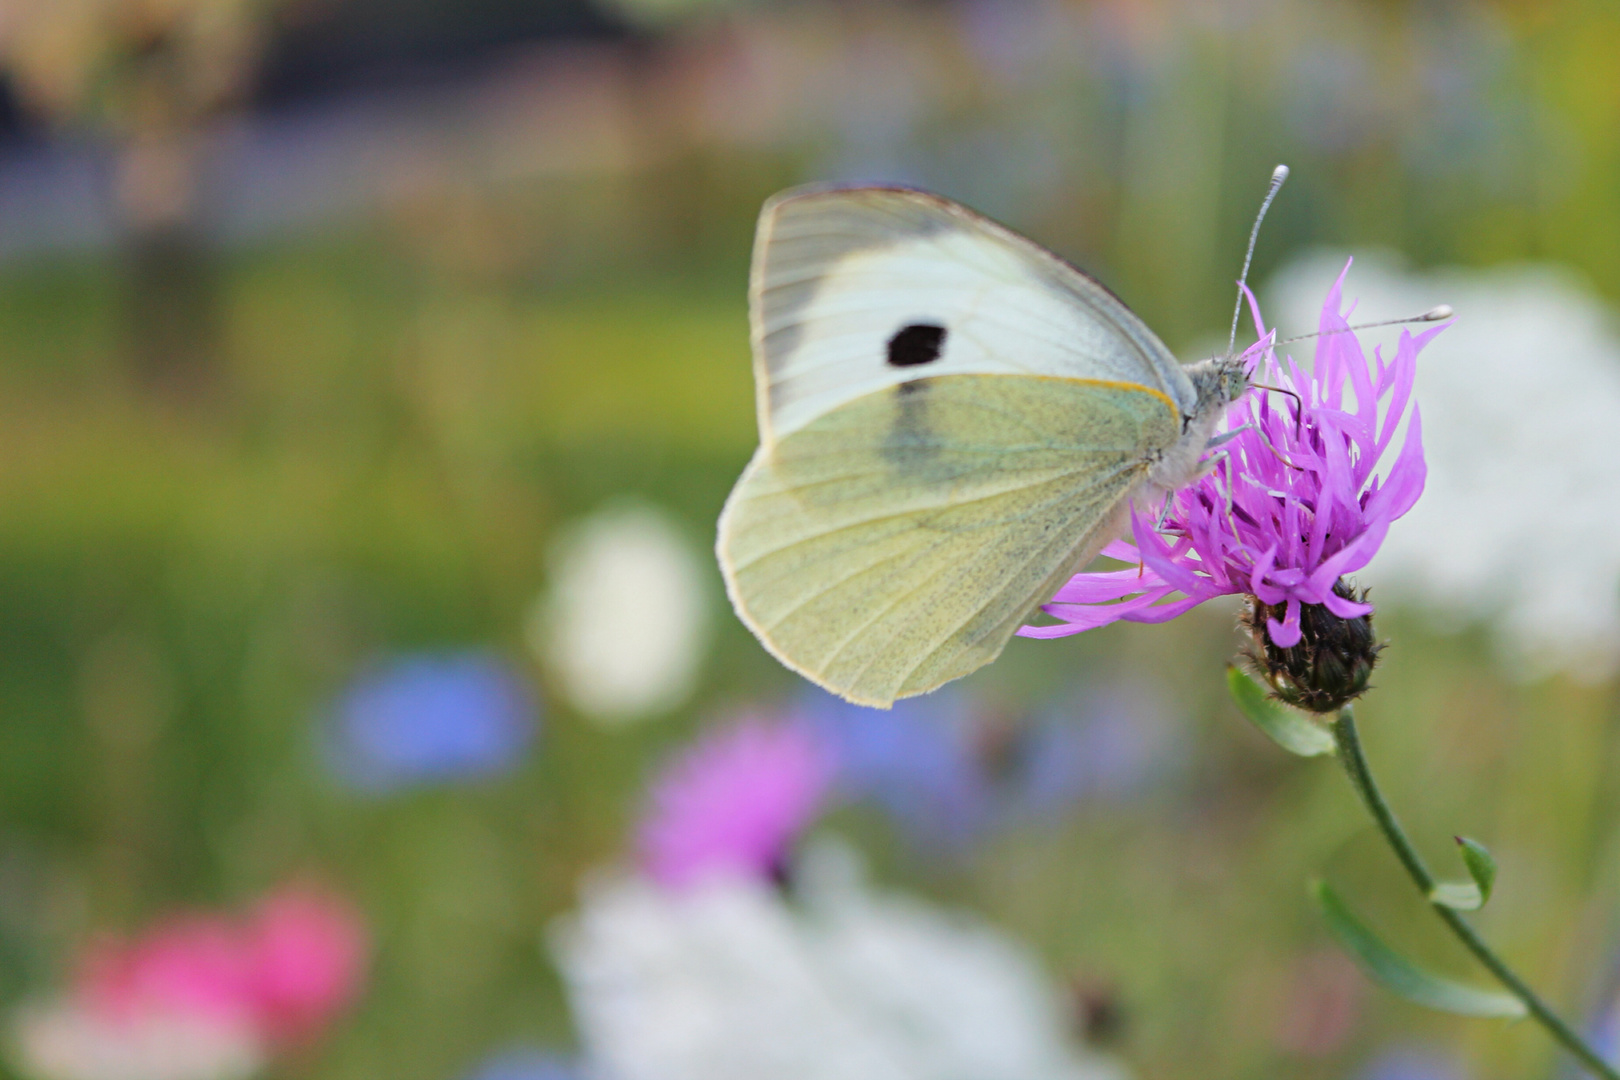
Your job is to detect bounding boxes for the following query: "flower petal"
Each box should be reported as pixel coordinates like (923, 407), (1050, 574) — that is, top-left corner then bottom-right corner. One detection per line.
(1321, 589), (1374, 619)
(1046, 567), (1168, 604)
(1020, 587), (1180, 636)
(1267, 599), (1303, 648)
(1099, 539), (1141, 563)
(1364, 407), (1426, 523)
(1119, 595), (1207, 624)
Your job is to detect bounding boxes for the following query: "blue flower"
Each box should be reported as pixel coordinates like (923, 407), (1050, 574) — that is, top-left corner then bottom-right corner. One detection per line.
(1004, 682), (1176, 820)
(1584, 957), (1620, 1070)
(325, 651), (538, 793)
(1356, 1045), (1470, 1080)
(799, 680), (1175, 851)
(800, 687), (989, 848)
(461, 1047), (578, 1080)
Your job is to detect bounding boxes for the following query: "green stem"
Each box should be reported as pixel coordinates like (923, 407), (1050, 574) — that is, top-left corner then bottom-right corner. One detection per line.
(1330, 706), (1618, 1080)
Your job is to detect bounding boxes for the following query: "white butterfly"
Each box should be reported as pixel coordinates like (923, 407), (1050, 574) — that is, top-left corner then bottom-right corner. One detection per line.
(717, 184), (1253, 707)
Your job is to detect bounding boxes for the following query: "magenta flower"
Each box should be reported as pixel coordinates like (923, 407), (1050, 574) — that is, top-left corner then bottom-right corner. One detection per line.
(239, 885), (368, 1047)
(10, 882), (369, 1080)
(76, 883), (367, 1050)
(77, 913), (257, 1034)
(1021, 261), (1442, 650)
(636, 716), (833, 890)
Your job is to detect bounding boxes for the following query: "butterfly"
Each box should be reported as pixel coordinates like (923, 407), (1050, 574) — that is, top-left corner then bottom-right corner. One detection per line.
(717, 184), (1255, 707)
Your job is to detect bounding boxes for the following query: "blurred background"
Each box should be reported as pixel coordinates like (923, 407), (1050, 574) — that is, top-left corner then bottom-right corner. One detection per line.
(0, 0), (1618, 1078)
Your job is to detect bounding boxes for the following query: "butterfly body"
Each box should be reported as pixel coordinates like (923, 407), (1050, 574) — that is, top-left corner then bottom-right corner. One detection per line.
(1149, 356), (1252, 494)
(718, 185), (1249, 707)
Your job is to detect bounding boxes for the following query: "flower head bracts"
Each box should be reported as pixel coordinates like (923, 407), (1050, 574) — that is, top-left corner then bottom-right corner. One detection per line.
(1021, 261), (1442, 647)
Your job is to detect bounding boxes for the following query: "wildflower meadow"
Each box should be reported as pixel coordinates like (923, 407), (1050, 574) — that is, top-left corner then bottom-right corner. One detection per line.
(1, 3), (1620, 1080)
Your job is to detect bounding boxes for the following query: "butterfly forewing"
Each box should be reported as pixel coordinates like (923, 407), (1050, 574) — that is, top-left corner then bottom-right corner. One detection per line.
(750, 186), (1195, 444)
(718, 374), (1180, 707)
(722, 185), (1195, 706)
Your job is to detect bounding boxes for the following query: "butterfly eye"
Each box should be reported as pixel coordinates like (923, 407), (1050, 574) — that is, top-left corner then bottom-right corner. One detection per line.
(886, 323), (947, 368)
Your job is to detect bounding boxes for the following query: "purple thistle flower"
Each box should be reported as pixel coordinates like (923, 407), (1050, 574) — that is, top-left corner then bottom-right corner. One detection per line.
(636, 716), (833, 890)
(1021, 261), (1441, 654)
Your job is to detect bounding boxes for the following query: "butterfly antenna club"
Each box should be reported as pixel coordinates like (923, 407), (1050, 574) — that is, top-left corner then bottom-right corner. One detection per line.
(1274, 305), (1452, 347)
(1228, 164), (1290, 357)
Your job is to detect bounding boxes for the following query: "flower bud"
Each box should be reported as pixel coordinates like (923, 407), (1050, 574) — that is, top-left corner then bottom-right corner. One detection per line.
(1243, 580), (1382, 714)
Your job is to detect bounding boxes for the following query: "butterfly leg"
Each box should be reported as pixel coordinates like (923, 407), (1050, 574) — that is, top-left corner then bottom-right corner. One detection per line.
(1143, 490), (1180, 578)
(1154, 490), (1177, 532)
(1212, 419), (1309, 472)
(1193, 447), (1239, 520)
(1151, 425), (1252, 537)
(1198, 424), (1268, 519)
(1204, 424), (1253, 454)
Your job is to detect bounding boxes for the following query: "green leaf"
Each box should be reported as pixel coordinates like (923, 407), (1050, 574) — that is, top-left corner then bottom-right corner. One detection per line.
(1456, 836), (1497, 905)
(1226, 666), (1335, 757)
(1310, 879), (1525, 1019)
(1429, 882), (1484, 911)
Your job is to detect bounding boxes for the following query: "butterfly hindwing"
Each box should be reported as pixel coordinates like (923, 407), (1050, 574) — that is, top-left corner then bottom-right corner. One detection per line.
(751, 185), (1196, 444)
(718, 374), (1180, 707)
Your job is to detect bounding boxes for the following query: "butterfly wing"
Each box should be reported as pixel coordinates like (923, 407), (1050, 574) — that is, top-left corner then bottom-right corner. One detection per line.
(750, 184), (1194, 444)
(718, 374), (1180, 707)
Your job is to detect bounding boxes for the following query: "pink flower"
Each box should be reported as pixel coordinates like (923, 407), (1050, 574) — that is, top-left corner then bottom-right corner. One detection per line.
(10, 884), (368, 1080)
(240, 886), (368, 1047)
(17, 920), (260, 1080)
(79, 917), (255, 1030)
(637, 716), (833, 890)
(1022, 261), (1441, 648)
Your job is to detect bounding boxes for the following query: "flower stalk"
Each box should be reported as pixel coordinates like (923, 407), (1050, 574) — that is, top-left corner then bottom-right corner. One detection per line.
(1329, 706), (1619, 1080)
(1026, 257), (1613, 1073)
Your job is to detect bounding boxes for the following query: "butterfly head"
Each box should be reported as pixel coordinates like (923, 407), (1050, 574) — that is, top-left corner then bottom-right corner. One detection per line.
(1188, 354), (1253, 418)
(1149, 355), (1254, 494)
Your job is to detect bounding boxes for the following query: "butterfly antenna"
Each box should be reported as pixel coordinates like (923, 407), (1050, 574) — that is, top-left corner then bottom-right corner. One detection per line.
(1273, 305), (1453, 347)
(1228, 164), (1290, 357)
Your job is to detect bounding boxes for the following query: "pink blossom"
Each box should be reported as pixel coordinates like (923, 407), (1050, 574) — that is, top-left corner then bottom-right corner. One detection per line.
(11, 884), (368, 1080)
(75, 885), (366, 1049)
(1021, 261), (1441, 647)
(240, 885), (368, 1046)
(637, 717), (833, 890)
(78, 917), (255, 1031)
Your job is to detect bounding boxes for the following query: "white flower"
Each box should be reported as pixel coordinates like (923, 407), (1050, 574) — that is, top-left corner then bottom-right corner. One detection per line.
(1267, 251), (1620, 681)
(550, 840), (1125, 1080)
(10, 1000), (263, 1080)
(531, 501), (711, 724)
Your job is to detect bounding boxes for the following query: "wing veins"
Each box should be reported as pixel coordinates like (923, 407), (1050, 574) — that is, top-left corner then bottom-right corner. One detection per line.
(822, 525), (999, 678)
(757, 540), (936, 640)
(729, 459), (1140, 574)
(888, 478), (1136, 694)
(744, 469), (1094, 622)
(757, 462), (1145, 671)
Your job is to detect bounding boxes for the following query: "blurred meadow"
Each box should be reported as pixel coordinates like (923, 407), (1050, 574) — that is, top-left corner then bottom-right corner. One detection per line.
(0, 1), (1619, 1078)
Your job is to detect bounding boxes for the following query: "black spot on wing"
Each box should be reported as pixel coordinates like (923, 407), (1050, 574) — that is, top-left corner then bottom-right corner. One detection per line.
(887, 323), (948, 367)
